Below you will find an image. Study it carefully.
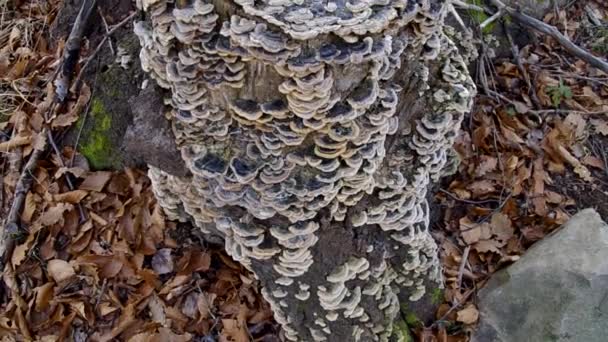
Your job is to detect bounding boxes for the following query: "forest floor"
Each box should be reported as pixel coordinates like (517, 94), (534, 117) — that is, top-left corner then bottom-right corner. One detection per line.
(0, 1), (607, 341)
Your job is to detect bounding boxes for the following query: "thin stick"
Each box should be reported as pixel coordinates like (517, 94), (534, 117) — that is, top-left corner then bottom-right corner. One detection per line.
(431, 288), (476, 328)
(490, 0), (608, 73)
(72, 11), (138, 88)
(452, 0), (486, 12)
(503, 22), (541, 108)
(448, 4), (469, 32)
(54, 0), (98, 102)
(94, 278), (108, 312)
(97, 8), (115, 56)
(457, 246), (471, 289)
(439, 189), (500, 205)
(0, 128), (48, 271)
(480, 9), (504, 30)
(46, 129), (87, 223)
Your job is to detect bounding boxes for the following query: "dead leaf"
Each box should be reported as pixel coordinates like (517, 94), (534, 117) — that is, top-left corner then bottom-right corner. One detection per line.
(152, 248), (174, 275)
(456, 305), (479, 324)
(47, 259), (75, 283)
(221, 319), (249, 342)
(21, 192), (37, 224)
(148, 294), (167, 325)
(556, 144), (592, 181)
(474, 240), (502, 254)
(12, 234), (35, 267)
(0, 135), (31, 151)
(466, 180), (495, 197)
(512, 100), (530, 114)
(561, 113), (586, 140)
(51, 84), (90, 128)
(39, 203), (74, 226)
(35, 282), (55, 311)
(532, 158), (547, 216)
(461, 226), (481, 245)
(490, 213), (514, 242)
(79, 171), (112, 192)
(475, 156), (498, 177)
(54, 190), (88, 203)
(591, 119), (608, 136)
(582, 156), (605, 170)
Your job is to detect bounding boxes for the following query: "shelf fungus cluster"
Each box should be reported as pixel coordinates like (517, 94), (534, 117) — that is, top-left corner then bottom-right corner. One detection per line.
(135, 0), (475, 340)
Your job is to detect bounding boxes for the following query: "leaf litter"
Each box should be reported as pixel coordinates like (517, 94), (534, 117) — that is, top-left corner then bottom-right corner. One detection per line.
(426, 2), (608, 341)
(1, 1), (607, 342)
(0, 1), (278, 341)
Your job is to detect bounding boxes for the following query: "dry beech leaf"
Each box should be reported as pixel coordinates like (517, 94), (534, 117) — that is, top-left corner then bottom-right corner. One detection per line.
(456, 305), (479, 324)
(0, 135), (31, 151)
(181, 292), (199, 318)
(128, 333), (151, 342)
(221, 319), (249, 342)
(562, 113), (586, 140)
(35, 282), (55, 311)
(55, 166), (87, 179)
(466, 180), (495, 197)
(99, 303), (119, 316)
(100, 303), (136, 342)
(152, 248), (174, 275)
(153, 328), (192, 342)
(148, 294), (167, 325)
(474, 240), (502, 254)
(532, 158), (547, 216)
(79, 171), (112, 192)
(21, 191), (37, 224)
(39, 203), (74, 226)
(556, 144), (592, 181)
(47, 259), (75, 283)
(461, 226), (481, 245)
(512, 100), (530, 114)
(591, 119), (608, 136)
(12, 234), (35, 267)
(52, 84), (91, 128)
(582, 156), (605, 170)
(490, 213), (514, 242)
(54, 190), (88, 203)
(475, 156), (497, 177)
(545, 190), (564, 204)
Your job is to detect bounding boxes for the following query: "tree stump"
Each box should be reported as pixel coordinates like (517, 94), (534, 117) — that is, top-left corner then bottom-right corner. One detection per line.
(134, 0), (475, 341)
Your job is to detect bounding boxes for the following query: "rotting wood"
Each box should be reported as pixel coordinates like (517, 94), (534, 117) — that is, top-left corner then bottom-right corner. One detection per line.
(135, 1), (476, 340)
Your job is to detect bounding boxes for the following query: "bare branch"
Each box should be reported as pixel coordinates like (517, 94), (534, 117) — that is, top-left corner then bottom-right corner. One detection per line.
(489, 0), (608, 73)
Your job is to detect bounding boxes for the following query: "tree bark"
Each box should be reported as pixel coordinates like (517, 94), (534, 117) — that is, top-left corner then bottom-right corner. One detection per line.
(134, 0), (475, 341)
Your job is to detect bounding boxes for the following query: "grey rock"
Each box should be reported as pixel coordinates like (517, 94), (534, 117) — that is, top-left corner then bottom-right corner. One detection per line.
(473, 209), (608, 342)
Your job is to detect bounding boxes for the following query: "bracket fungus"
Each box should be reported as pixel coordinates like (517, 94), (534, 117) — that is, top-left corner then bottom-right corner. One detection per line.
(135, 0), (475, 340)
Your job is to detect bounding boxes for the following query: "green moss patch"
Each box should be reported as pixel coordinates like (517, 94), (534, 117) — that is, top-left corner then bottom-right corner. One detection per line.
(392, 318), (414, 342)
(77, 98), (118, 169)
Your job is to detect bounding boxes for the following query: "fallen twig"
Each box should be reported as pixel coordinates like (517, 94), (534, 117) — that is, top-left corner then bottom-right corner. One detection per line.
(1, 0), (97, 272)
(502, 22), (541, 108)
(72, 11), (138, 88)
(431, 288), (476, 328)
(46, 129), (87, 223)
(440, 189), (500, 205)
(97, 7), (115, 56)
(0, 128), (48, 271)
(480, 9), (504, 30)
(54, 0), (98, 102)
(489, 0), (608, 73)
(457, 246), (471, 289)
